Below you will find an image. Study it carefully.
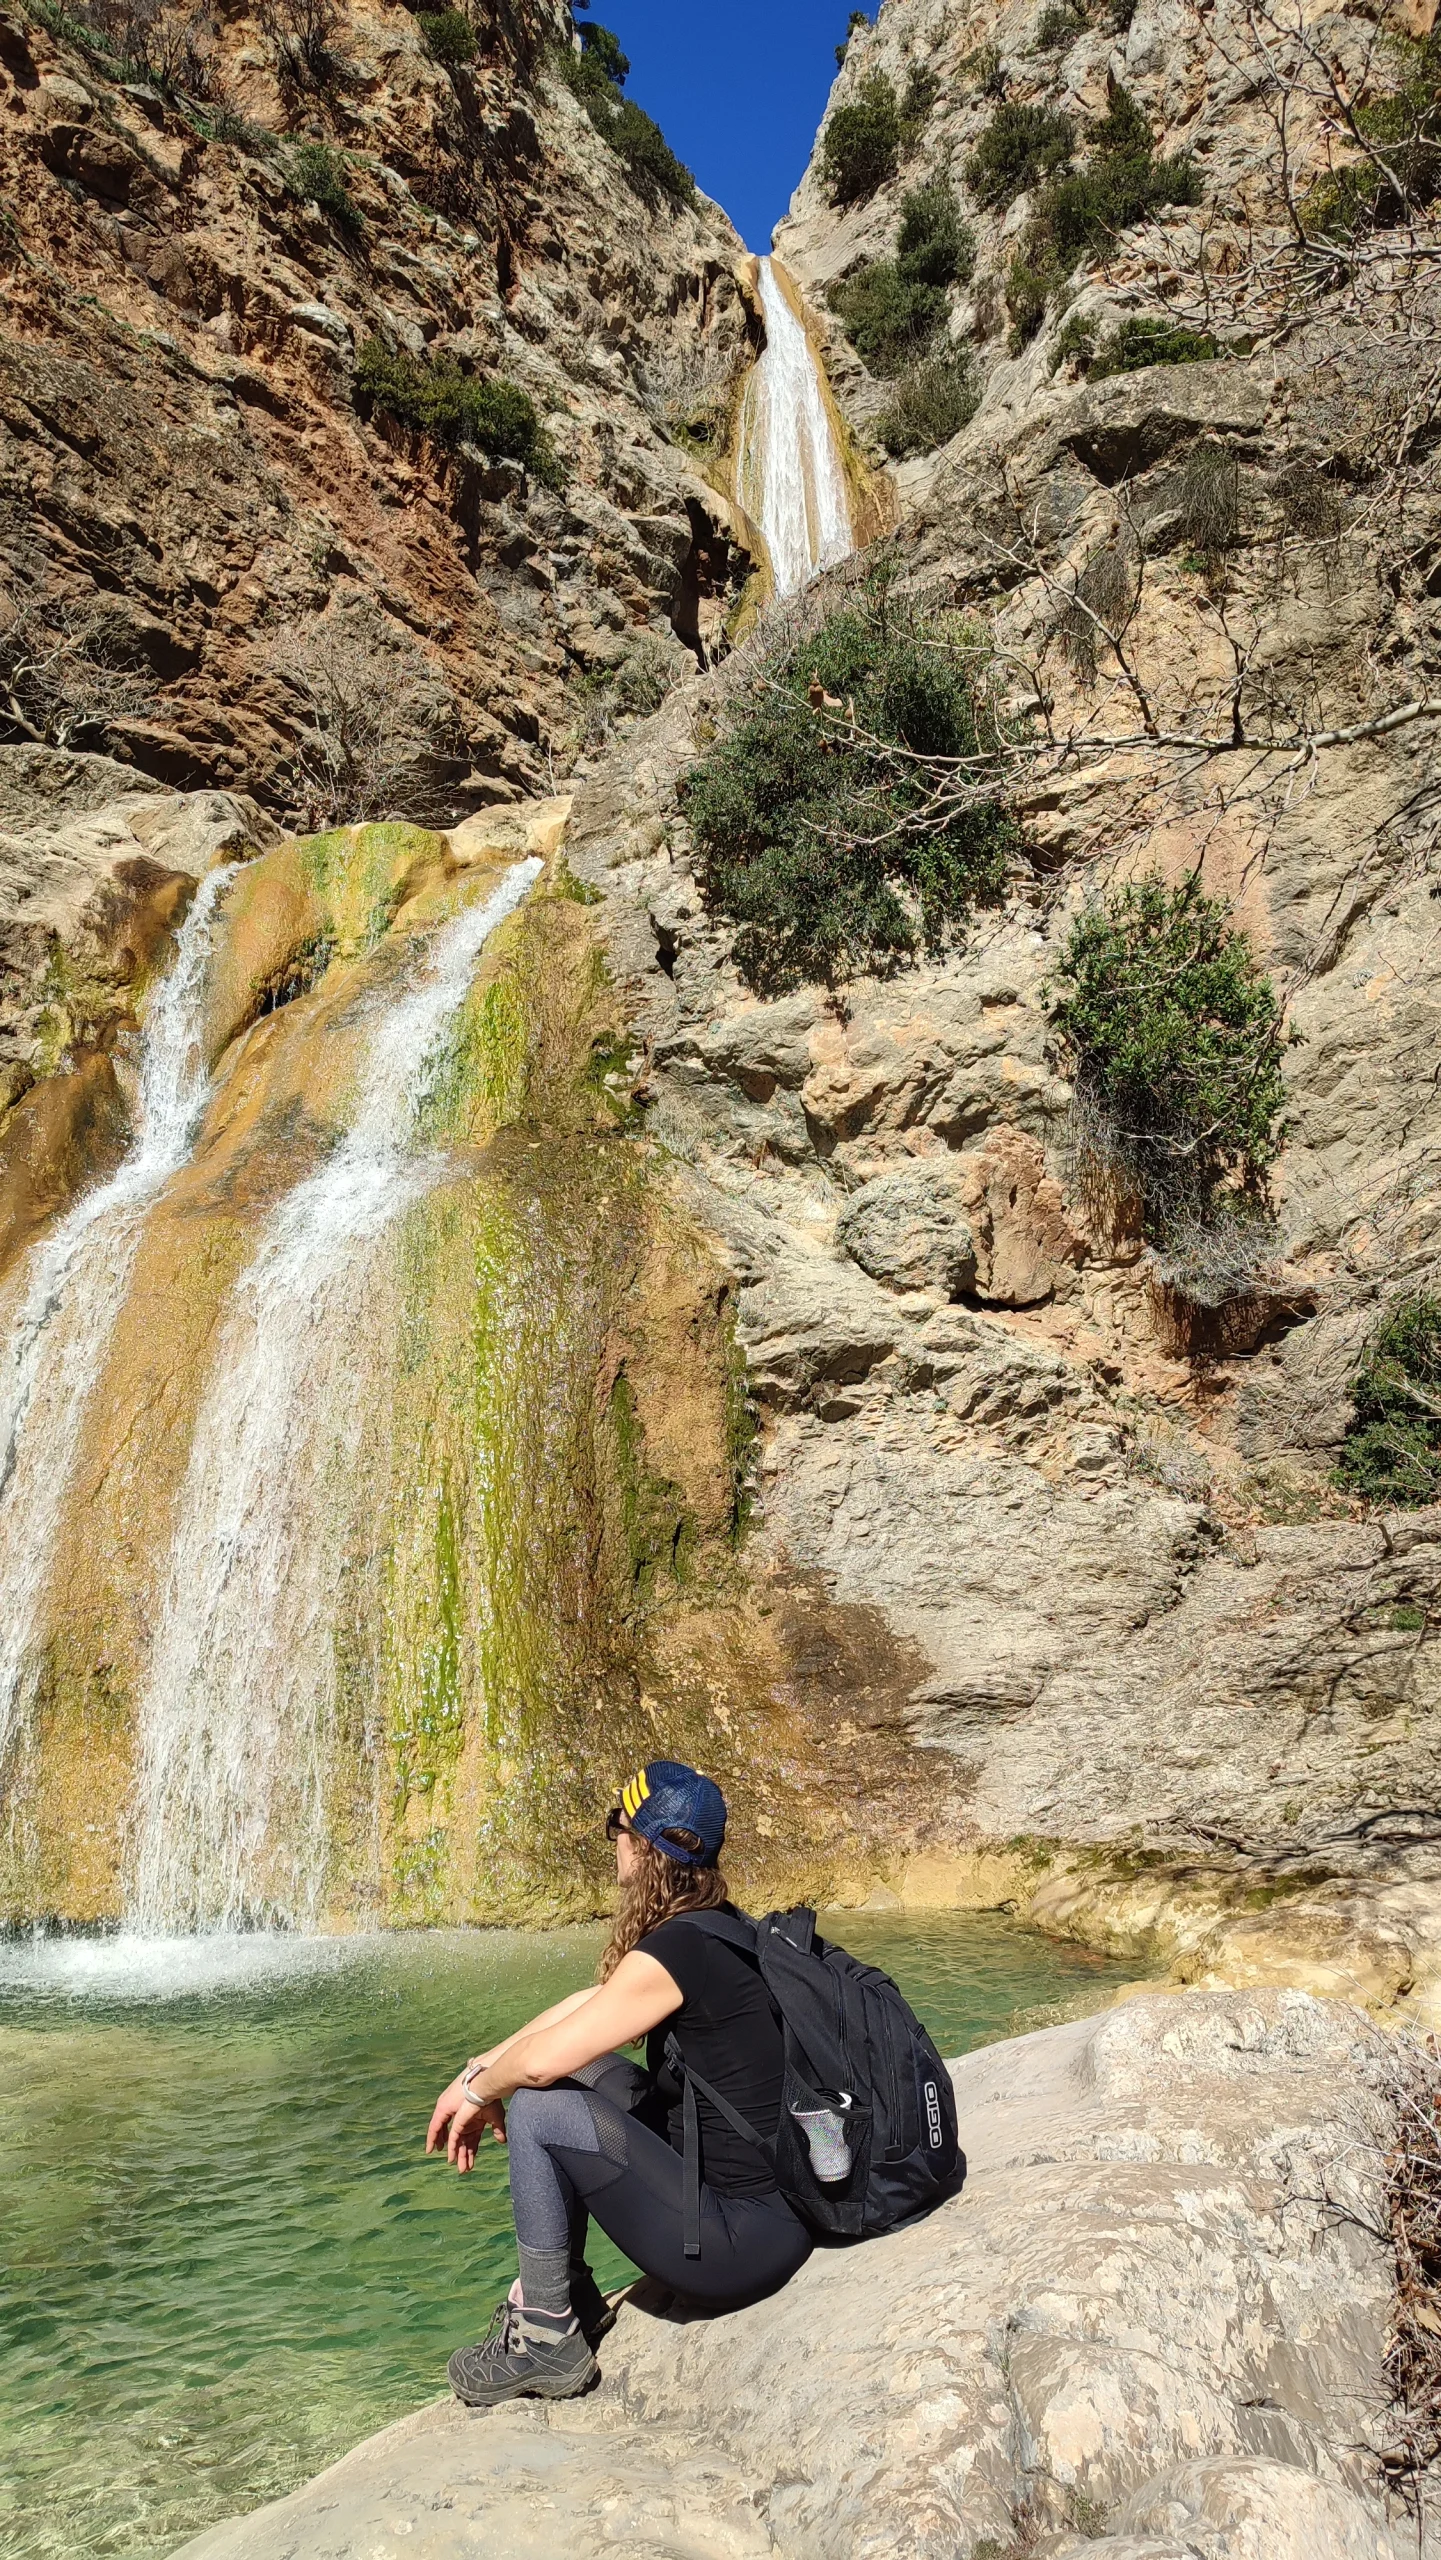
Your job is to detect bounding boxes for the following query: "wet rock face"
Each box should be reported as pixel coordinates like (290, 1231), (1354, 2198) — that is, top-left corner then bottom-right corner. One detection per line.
(172, 1990), (1406, 2560)
(0, 0), (751, 809)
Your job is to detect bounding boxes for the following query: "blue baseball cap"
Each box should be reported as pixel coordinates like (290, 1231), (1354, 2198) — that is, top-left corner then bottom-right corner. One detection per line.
(618, 1760), (727, 1867)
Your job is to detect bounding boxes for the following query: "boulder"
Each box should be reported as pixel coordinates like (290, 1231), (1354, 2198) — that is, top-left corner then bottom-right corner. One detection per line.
(173, 1990), (1404, 2560)
(837, 1160), (978, 1297)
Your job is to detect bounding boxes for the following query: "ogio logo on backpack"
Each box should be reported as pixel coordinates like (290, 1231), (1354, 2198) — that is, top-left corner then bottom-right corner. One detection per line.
(924, 2080), (943, 2149)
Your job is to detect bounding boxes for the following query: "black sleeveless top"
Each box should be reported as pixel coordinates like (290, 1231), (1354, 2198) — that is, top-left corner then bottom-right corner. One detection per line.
(636, 1906), (786, 2200)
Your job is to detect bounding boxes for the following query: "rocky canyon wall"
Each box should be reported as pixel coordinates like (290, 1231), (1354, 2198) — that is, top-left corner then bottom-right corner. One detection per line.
(568, 0), (1441, 2010)
(5, 0), (1441, 2009)
(0, 0), (753, 810)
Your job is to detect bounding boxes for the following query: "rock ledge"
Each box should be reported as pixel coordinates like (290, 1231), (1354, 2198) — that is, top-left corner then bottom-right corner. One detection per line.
(178, 1989), (1410, 2560)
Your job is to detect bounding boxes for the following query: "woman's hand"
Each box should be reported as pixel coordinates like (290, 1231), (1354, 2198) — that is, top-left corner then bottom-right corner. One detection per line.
(426, 2075), (507, 2174)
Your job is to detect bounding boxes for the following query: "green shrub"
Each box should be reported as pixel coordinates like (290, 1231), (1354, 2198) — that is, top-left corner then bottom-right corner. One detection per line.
(558, 24), (696, 206)
(829, 263), (946, 375)
(682, 571), (1016, 992)
(578, 17), (628, 79)
(966, 101), (1074, 209)
(899, 61), (940, 144)
(355, 339), (565, 486)
(1035, 0), (1086, 47)
(962, 41), (1005, 97)
(896, 180), (975, 285)
(288, 141), (362, 233)
(829, 183), (973, 375)
(566, 635), (677, 751)
(1046, 873), (1291, 1236)
(1051, 308), (1097, 372)
(418, 8), (476, 61)
(836, 8), (869, 68)
(1004, 90), (1200, 344)
(1090, 316), (1218, 376)
(821, 71), (902, 204)
(877, 351), (980, 456)
(1304, 28), (1441, 240)
(1335, 1297), (1441, 1508)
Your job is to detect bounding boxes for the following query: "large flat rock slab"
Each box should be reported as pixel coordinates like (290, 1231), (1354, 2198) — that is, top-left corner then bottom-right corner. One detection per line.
(178, 1990), (1410, 2560)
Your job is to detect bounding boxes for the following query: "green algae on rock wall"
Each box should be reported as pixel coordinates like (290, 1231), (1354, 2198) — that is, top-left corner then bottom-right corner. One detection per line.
(0, 814), (967, 1929)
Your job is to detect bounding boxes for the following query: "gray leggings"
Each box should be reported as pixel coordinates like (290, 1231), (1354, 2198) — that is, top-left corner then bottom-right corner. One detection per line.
(505, 2054), (812, 2312)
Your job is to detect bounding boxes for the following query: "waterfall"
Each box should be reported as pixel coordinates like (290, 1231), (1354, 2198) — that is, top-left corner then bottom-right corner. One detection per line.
(130, 858), (543, 1934)
(0, 863), (237, 1779)
(738, 257), (854, 599)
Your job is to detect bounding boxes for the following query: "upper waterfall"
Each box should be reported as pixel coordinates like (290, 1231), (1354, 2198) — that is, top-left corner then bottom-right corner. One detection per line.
(737, 258), (855, 599)
(0, 863), (236, 1780)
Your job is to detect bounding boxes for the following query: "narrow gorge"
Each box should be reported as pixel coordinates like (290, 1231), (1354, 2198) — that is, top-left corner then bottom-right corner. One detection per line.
(4, 0), (1441, 2548)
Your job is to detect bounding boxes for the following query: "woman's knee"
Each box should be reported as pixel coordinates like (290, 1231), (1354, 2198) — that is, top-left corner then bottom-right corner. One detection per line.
(505, 2085), (549, 2140)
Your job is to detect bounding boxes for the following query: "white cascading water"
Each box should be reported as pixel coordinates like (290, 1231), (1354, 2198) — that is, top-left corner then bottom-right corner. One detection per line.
(130, 857), (543, 1934)
(0, 863), (237, 1780)
(738, 256), (854, 598)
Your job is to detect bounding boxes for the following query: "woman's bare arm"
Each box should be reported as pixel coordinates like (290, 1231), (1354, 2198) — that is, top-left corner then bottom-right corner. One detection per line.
(426, 1953), (682, 2171)
(469, 1984), (601, 2072)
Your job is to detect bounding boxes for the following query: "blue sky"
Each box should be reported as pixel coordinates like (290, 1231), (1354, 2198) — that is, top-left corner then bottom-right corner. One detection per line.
(578, 0), (854, 250)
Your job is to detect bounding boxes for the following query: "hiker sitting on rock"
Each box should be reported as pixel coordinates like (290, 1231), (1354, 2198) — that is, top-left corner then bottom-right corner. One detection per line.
(428, 1756), (961, 2408)
(426, 1760), (811, 2406)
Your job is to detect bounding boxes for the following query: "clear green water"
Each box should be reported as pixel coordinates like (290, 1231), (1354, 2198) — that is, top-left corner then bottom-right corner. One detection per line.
(0, 1916), (1137, 2560)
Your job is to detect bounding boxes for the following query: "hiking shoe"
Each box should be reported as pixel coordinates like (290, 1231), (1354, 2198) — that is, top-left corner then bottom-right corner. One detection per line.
(447, 2297), (598, 2408)
(570, 2265), (618, 2351)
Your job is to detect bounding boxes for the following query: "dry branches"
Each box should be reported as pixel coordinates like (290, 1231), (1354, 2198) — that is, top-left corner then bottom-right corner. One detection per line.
(0, 584), (152, 750)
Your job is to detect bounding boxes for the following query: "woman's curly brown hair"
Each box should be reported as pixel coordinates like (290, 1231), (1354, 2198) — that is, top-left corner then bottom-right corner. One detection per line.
(600, 1827), (729, 1980)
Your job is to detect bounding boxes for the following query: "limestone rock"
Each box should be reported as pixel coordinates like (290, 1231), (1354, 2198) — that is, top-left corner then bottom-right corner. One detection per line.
(836, 1160), (978, 1296)
(172, 1990), (1405, 2560)
(0, 0), (753, 814)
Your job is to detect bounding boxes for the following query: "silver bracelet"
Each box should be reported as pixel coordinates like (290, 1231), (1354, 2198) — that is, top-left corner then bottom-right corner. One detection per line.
(461, 2063), (490, 2102)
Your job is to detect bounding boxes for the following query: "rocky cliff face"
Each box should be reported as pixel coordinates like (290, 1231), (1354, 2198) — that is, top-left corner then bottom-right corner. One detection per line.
(4, 0), (1441, 1999)
(566, 0), (1441, 2004)
(0, 0), (752, 808)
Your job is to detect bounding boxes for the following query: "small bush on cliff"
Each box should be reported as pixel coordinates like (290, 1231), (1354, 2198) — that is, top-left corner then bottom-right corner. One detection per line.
(1003, 87), (1200, 345)
(0, 581), (151, 749)
(836, 9), (869, 68)
(559, 19), (696, 207)
(1090, 315), (1219, 377)
(418, 8), (476, 63)
(1035, 0), (1086, 47)
(1046, 873), (1292, 1240)
(682, 571), (1016, 992)
(1335, 1297), (1441, 1508)
(966, 101), (1074, 209)
(259, 0), (348, 94)
(829, 183), (974, 375)
(821, 71), (902, 204)
(288, 140), (362, 233)
(876, 351), (979, 455)
(355, 339), (565, 486)
(899, 62), (941, 145)
(829, 262), (945, 375)
(1305, 27), (1441, 241)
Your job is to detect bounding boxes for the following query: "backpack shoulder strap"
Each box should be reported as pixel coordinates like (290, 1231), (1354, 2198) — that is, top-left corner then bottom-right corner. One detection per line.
(663, 2031), (776, 2260)
(671, 1907), (759, 1956)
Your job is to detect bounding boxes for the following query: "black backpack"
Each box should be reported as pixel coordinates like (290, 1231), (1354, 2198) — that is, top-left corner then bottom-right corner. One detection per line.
(664, 1905), (964, 2259)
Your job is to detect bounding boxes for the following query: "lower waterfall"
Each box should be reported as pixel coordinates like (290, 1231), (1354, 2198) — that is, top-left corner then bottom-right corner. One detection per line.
(129, 858), (543, 1933)
(738, 257), (855, 598)
(0, 864), (236, 1777)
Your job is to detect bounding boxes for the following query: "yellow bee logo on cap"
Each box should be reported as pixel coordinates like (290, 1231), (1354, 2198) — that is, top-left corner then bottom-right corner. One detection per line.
(620, 1768), (652, 1820)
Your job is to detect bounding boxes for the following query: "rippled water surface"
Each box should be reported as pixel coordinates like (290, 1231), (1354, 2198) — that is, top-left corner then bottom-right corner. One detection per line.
(0, 1915), (1138, 2559)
